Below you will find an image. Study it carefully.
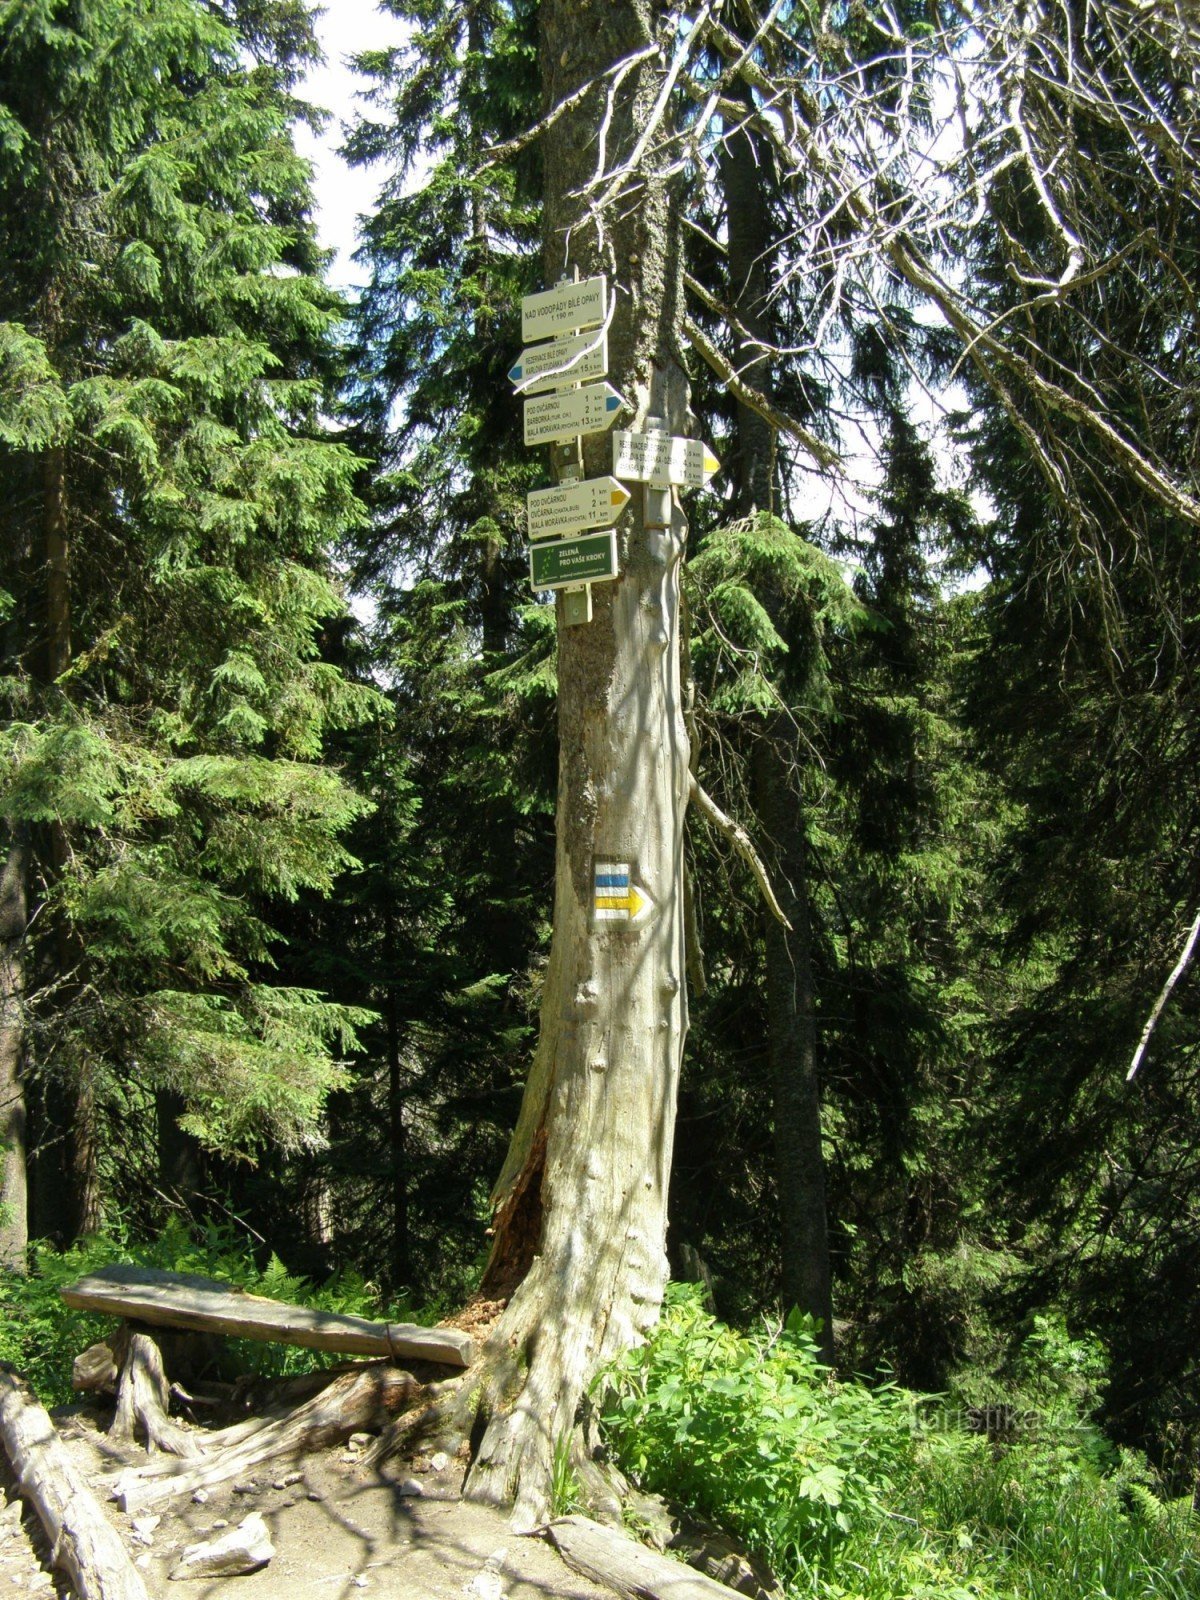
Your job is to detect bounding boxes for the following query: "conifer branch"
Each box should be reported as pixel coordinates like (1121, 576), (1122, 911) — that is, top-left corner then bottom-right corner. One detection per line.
(689, 775), (791, 931)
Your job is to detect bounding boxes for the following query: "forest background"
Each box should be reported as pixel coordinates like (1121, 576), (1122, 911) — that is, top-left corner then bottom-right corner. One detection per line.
(1, 0), (1199, 1592)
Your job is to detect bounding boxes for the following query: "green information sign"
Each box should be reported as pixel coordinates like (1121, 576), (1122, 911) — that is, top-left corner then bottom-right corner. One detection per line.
(529, 530), (619, 591)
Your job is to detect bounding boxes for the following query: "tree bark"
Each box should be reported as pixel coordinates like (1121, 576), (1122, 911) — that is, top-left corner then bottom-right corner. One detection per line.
(753, 730), (833, 1363)
(42, 443), (102, 1240)
(721, 103), (833, 1359)
(0, 1364), (150, 1600)
(0, 830), (28, 1271)
(463, 0), (691, 1529)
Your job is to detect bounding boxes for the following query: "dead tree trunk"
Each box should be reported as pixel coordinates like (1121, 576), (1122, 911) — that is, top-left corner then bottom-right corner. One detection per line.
(0, 830), (28, 1270)
(0, 1364), (149, 1600)
(461, 0), (691, 1529)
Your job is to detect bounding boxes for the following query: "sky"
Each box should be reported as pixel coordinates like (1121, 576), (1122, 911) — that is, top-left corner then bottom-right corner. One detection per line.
(293, 1), (408, 294)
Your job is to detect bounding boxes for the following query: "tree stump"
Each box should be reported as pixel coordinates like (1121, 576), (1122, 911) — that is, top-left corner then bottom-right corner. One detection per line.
(109, 1329), (199, 1458)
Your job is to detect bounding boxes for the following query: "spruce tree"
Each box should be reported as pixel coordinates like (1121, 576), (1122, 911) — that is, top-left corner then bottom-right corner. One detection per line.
(0, 0), (377, 1247)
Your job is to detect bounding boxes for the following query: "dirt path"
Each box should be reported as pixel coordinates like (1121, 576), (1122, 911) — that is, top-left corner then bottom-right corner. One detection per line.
(17, 1413), (619, 1600)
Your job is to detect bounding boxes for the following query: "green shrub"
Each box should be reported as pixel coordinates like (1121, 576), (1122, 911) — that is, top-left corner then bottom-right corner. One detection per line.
(598, 1285), (1200, 1600)
(598, 1285), (921, 1578)
(0, 1216), (417, 1405)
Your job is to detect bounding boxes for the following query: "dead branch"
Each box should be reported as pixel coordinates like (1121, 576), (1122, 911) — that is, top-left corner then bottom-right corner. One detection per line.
(1127, 905), (1200, 1081)
(689, 776), (791, 930)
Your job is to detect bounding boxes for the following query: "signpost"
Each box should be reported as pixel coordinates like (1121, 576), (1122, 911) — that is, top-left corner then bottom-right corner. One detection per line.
(524, 383), (627, 446)
(527, 477), (629, 540)
(592, 862), (653, 927)
(509, 332), (608, 394)
(612, 429), (720, 488)
(521, 276), (607, 343)
(530, 531), (619, 590)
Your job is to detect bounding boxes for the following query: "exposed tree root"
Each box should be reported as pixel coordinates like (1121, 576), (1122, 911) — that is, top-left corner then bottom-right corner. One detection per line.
(109, 1331), (199, 1459)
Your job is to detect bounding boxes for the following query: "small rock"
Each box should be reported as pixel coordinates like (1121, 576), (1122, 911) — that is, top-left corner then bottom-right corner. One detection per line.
(347, 1433), (373, 1452)
(232, 1480), (258, 1496)
(190, 1490), (209, 1506)
(135, 1554), (153, 1571)
(396, 1478), (424, 1498)
(464, 1572), (502, 1600)
(430, 1452), (450, 1473)
(209, 1520), (229, 1531)
(351, 1579), (368, 1591)
(272, 1472), (302, 1490)
(306, 1491), (323, 1503)
(130, 1514), (160, 1546)
(170, 1513), (274, 1582)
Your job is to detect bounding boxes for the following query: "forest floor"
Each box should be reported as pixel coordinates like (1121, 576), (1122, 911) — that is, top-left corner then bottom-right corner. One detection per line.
(1, 1407), (619, 1600)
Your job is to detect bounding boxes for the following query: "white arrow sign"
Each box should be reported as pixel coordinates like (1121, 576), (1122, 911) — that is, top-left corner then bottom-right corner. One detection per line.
(612, 429), (720, 489)
(524, 383), (628, 446)
(521, 276), (607, 343)
(509, 332), (608, 394)
(527, 476), (630, 540)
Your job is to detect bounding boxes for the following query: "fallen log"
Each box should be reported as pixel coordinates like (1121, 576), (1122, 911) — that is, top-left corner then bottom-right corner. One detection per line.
(61, 1264), (473, 1368)
(110, 1362), (420, 1513)
(546, 1515), (750, 1600)
(0, 1363), (149, 1600)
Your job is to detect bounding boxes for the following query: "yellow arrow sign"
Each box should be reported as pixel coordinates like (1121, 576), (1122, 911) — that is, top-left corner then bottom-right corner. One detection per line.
(594, 885), (646, 917)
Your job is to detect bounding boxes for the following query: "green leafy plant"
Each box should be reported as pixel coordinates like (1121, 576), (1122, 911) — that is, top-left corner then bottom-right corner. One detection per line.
(598, 1285), (1200, 1600)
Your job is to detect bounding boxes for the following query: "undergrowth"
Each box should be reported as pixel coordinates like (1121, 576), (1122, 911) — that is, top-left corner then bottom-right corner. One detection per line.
(598, 1284), (1200, 1600)
(0, 1216), (422, 1405)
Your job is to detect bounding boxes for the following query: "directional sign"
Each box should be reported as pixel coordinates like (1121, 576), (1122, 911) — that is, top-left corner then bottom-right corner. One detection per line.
(521, 276), (607, 343)
(593, 862), (653, 927)
(612, 429), (720, 489)
(524, 383), (628, 447)
(527, 476), (629, 540)
(530, 531), (619, 590)
(509, 332), (608, 394)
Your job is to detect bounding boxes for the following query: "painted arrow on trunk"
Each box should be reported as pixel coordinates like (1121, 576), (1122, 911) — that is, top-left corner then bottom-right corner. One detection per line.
(593, 863), (653, 926)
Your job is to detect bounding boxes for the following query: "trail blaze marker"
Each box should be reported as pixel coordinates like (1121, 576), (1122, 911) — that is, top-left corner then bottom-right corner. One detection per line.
(509, 332), (608, 394)
(612, 429), (720, 489)
(593, 862), (653, 926)
(530, 531), (619, 590)
(527, 476), (629, 540)
(524, 382), (628, 446)
(521, 276), (607, 343)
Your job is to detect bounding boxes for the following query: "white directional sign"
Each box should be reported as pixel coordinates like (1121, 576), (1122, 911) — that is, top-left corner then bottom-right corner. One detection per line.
(527, 476), (630, 540)
(521, 276), (607, 343)
(612, 429), (720, 489)
(509, 332), (608, 394)
(524, 383), (628, 446)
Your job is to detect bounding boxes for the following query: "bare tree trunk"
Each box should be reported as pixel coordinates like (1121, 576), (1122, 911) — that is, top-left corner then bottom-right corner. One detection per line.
(42, 445), (101, 1239)
(754, 732), (833, 1362)
(385, 949), (409, 1292)
(0, 830), (28, 1271)
(463, 0), (691, 1529)
(720, 100), (833, 1358)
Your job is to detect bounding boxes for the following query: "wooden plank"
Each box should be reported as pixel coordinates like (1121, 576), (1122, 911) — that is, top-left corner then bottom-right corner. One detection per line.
(546, 1516), (750, 1600)
(60, 1264), (473, 1368)
(0, 1363), (150, 1600)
